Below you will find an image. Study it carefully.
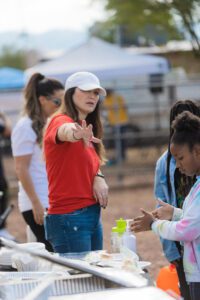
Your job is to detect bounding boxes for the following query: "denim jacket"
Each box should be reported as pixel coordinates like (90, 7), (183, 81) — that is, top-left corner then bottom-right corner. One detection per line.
(154, 150), (181, 262)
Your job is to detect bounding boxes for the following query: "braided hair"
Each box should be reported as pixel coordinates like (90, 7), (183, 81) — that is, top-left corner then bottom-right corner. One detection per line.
(166, 100), (200, 197)
(171, 111), (200, 148)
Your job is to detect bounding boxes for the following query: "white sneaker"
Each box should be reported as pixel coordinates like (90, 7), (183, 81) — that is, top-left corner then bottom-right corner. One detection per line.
(0, 228), (16, 241)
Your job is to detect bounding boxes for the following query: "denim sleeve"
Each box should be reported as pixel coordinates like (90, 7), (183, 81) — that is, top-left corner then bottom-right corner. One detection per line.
(153, 154), (180, 262)
(154, 158), (167, 206)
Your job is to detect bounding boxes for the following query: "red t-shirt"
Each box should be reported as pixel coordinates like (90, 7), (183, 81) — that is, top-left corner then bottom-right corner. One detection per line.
(44, 114), (100, 214)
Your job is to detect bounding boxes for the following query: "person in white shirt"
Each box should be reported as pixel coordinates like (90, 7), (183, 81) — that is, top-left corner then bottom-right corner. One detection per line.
(11, 73), (64, 251)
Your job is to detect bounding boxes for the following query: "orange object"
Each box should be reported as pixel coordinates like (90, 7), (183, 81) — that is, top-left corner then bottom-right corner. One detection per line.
(156, 264), (180, 295)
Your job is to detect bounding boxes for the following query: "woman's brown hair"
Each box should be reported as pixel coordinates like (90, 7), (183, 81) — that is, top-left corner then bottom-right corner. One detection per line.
(58, 88), (106, 164)
(166, 100), (200, 197)
(23, 73), (64, 144)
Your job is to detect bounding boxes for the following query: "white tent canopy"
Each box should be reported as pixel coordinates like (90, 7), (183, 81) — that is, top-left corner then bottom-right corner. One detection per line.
(25, 37), (169, 84)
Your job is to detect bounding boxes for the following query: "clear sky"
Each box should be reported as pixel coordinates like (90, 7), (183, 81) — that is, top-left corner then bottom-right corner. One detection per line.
(0, 0), (107, 33)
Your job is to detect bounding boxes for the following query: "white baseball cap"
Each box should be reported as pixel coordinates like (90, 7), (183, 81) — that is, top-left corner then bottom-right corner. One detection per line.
(65, 71), (106, 96)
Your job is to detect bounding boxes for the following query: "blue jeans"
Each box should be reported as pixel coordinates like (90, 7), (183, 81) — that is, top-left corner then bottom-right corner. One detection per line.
(44, 204), (103, 253)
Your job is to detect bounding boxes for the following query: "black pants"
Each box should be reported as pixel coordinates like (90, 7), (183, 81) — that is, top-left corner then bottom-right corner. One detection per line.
(174, 257), (191, 300)
(189, 282), (200, 300)
(22, 210), (53, 252)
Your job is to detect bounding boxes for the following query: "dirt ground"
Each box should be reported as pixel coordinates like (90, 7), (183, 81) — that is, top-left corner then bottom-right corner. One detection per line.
(3, 154), (168, 281)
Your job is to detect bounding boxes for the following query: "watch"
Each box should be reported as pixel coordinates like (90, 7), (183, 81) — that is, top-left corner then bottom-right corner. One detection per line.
(96, 173), (105, 179)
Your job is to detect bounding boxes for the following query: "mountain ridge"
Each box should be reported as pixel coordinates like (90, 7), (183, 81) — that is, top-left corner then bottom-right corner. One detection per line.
(0, 29), (88, 54)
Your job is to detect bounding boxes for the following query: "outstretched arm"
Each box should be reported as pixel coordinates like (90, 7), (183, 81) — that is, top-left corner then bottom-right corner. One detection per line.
(57, 120), (101, 146)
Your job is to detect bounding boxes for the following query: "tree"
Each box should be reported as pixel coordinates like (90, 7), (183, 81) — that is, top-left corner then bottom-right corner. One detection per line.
(163, 0), (200, 54)
(92, 0), (200, 53)
(91, 0), (182, 45)
(0, 46), (26, 70)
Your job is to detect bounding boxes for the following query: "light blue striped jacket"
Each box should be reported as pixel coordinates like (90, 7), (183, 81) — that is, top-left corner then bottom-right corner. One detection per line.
(153, 177), (200, 282)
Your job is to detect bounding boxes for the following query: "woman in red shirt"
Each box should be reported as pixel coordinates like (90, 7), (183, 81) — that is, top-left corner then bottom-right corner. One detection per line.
(44, 71), (108, 253)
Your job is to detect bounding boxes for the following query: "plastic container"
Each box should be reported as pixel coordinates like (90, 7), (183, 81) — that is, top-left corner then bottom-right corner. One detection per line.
(116, 218), (126, 234)
(156, 264), (180, 296)
(122, 220), (136, 253)
(111, 227), (120, 253)
(110, 218), (126, 253)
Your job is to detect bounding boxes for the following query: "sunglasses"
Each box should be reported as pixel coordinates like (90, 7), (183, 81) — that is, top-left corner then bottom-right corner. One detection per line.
(47, 97), (62, 107)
